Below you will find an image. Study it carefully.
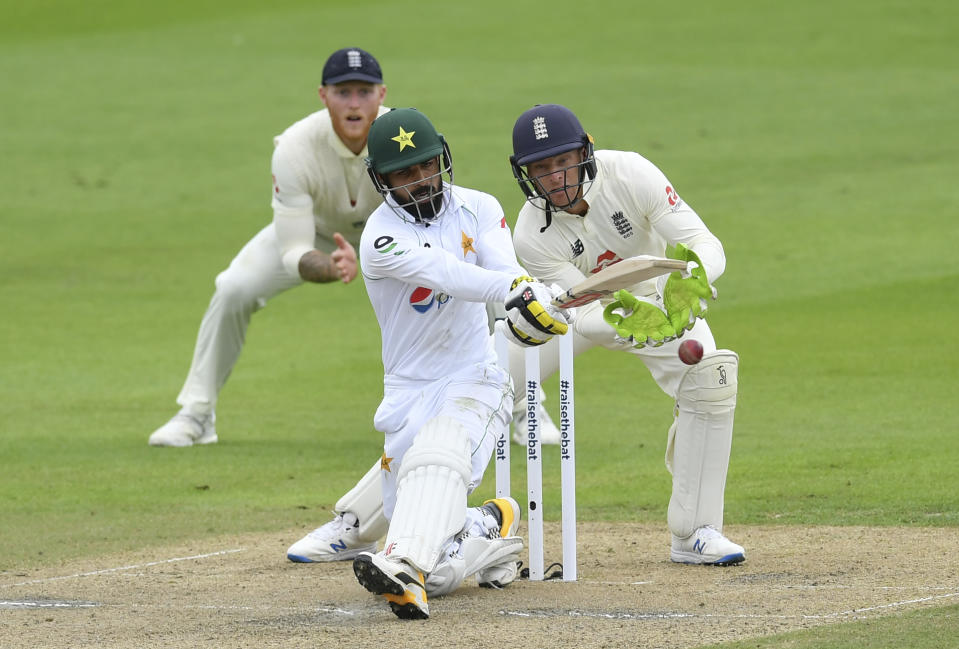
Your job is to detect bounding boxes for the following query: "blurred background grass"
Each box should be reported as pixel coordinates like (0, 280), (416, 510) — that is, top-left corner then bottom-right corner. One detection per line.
(1, 0), (956, 594)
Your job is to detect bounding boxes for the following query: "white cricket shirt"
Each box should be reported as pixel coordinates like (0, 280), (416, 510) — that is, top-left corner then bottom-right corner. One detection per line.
(360, 185), (524, 384)
(513, 149), (726, 297)
(270, 107), (390, 277)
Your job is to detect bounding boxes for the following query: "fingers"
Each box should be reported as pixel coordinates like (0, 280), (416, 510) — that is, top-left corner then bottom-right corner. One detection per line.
(328, 234), (357, 283)
(504, 277), (569, 346)
(333, 254), (357, 283)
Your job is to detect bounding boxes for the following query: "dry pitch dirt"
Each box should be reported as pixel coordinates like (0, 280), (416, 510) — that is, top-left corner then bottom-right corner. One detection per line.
(3, 523), (958, 649)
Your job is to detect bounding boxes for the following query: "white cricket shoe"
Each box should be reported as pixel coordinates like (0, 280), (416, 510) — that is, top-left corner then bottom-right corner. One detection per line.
(476, 497), (523, 588)
(512, 406), (561, 446)
(353, 551), (429, 620)
(287, 512), (377, 563)
(671, 526), (746, 566)
(148, 412), (217, 447)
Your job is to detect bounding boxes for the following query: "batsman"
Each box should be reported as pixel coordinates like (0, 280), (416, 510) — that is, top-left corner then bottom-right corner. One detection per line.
(507, 103), (745, 565)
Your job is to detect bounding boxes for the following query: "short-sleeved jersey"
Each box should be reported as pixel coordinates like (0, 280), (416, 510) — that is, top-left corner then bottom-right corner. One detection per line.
(360, 185), (523, 384)
(270, 107), (390, 277)
(513, 149), (725, 298)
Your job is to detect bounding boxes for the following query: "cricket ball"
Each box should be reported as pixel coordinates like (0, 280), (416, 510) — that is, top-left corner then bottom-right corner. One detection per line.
(678, 339), (704, 365)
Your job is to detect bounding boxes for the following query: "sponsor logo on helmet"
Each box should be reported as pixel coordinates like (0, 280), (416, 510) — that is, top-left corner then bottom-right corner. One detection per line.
(392, 126), (415, 151)
(532, 116), (548, 140)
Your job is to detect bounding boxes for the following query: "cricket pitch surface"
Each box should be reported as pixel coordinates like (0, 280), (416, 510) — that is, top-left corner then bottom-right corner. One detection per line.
(3, 523), (957, 648)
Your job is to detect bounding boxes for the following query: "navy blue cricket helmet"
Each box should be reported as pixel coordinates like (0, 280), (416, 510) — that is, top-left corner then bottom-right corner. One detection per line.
(509, 104), (596, 213)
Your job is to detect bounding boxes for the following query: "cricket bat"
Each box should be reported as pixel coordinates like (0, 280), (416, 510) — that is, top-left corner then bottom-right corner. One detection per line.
(551, 256), (687, 308)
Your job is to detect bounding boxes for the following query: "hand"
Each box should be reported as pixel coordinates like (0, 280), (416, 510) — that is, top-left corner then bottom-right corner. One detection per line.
(504, 276), (570, 347)
(661, 243), (716, 333)
(330, 233), (358, 284)
(602, 289), (678, 348)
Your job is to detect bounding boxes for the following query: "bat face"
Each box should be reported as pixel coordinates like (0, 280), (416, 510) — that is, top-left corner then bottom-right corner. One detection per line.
(551, 257), (686, 308)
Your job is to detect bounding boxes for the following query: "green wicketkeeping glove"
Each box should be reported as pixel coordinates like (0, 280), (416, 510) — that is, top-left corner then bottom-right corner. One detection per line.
(662, 243), (716, 333)
(602, 289), (678, 348)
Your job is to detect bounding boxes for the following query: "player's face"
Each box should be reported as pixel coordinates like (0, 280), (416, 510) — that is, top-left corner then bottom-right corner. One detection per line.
(319, 81), (386, 155)
(526, 148), (588, 214)
(382, 156), (446, 222)
(384, 157), (442, 205)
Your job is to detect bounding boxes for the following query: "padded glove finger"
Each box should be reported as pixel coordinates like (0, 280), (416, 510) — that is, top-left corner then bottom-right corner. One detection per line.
(602, 289), (678, 348)
(504, 276), (570, 347)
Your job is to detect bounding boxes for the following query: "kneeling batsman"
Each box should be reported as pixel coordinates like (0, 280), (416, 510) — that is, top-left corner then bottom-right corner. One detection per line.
(604, 243), (745, 566)
(353, 277), (570, 620)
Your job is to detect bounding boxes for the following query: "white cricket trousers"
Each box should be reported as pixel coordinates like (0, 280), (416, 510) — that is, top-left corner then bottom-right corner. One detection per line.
(175, 224), (332, 416)
(374, 362), (512, 520)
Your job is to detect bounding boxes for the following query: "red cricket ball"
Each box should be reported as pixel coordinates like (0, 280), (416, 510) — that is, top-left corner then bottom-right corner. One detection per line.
(678, 339), (704, 365)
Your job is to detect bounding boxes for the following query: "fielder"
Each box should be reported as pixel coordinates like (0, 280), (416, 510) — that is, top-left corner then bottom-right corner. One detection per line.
(148, 47), (388, 447)
(506, 103), (745, 566)
(348, 107), (570, 619)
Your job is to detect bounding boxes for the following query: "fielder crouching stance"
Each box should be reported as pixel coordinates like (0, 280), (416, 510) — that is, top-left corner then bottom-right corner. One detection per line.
(351, 108), (571, 619)
(507, 104), (745, 566)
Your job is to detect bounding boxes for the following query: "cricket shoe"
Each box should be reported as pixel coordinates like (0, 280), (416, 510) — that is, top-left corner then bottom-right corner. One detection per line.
(512, 406), (561, 446)
(148, 412), (217, 447)
(287, 512), (377, 563)
(476, 497), (523, 588)
(671, 526), (745, 566)
(353, 552), (429, 620)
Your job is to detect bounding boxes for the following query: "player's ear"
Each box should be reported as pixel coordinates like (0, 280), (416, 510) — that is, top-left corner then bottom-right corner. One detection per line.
(318, 85), (328, 106)
(378, 84), (387, 103)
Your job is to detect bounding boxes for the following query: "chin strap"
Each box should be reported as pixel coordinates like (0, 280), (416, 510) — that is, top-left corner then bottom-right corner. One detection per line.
(539, 203), (553, 233)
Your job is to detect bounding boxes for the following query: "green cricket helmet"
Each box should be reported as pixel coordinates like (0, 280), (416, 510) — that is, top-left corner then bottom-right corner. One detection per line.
(366, 108), (453, 223)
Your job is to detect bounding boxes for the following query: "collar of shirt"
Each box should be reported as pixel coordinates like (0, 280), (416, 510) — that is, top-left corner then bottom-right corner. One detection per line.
(328, 127), (368, 160)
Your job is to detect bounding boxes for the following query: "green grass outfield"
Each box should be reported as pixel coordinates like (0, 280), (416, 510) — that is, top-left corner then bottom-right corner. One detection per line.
(2, 0), (957, 645)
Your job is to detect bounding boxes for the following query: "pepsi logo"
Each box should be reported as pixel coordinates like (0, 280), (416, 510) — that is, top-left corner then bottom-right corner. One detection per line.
(410, 287), (435, 313)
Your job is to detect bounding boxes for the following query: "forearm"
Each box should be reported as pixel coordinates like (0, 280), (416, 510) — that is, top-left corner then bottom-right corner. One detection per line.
(297, 249), (342, 283)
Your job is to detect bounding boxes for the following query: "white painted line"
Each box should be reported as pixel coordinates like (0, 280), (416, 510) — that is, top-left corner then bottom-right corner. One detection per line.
(819, 591), (959, 618)
(0, 600), (99, 609)
(499, 588), (959, 621)
(1, 549), (245, 588)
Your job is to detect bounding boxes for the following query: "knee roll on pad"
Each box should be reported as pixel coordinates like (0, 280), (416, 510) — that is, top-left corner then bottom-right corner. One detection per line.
(385, 417), (472, 573)
(677, 350), (738, 413)
(397, 416), (472, 482)
(666, 350), (739, 538)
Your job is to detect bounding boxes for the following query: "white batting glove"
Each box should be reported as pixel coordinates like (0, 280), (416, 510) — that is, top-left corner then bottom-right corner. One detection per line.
(504, 276), (570, 347)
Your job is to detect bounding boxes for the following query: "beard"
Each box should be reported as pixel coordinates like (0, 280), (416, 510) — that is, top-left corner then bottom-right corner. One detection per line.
(394, 182), (444, 222)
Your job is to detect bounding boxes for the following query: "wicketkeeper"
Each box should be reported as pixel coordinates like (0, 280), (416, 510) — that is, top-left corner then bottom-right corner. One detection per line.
(507, 103), (745, 566)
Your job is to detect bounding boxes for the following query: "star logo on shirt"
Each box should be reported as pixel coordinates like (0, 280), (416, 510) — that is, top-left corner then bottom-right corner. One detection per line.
(461, 231), (476, 257)
(380, 452), (394, 472)
(392, 127), (415, 151)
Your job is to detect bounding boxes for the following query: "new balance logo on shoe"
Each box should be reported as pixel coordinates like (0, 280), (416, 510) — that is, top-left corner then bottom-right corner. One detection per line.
(693, 538), (706, 554)
(330, 539), (348, 553)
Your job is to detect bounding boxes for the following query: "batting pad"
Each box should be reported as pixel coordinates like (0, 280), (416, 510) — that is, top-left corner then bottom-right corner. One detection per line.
(384, 416), (471, 574)
(666, 350), (738, 538)
(334, 458), (389, 543)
